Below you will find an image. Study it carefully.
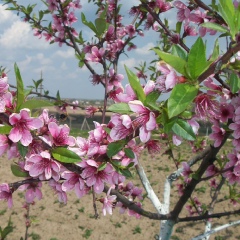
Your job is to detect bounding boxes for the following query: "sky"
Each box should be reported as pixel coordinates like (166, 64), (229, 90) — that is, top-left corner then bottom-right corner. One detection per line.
(0, 0), (220, 100)
(0, 0), (160, 100)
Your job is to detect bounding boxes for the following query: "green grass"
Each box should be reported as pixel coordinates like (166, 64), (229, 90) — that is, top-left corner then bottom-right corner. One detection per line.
(70, 129), (89, 138)
(132, 225), (142, 234)
(0, 209), (7, 215)
(29, 232), (41, 240)
(82, 229), (93, 239)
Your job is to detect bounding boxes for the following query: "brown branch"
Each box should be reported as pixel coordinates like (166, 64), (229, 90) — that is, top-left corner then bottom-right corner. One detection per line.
(141, 2), (189, 52)
(209, 177), (225, 211)
(170, 131), (232, 221)
(179, 208), (240, 222)
(198, 42), (240, 83)
(193, 0), (226, 25)
(9, 84), (86, 110)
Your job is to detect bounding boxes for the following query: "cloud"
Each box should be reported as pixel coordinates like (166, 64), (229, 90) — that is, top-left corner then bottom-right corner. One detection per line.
(120, 58), (136, 68)
(0, 4), (18, 24)
(54, 48), (75, 59)
(136, 42), (155, 55)
(0, 20), (49, 49)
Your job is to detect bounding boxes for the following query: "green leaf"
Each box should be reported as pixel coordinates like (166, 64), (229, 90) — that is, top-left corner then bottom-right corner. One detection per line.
(98, 162), (107, 171)
(168, 83), (198, 118)
(0, 125), (12, 134)
(124, 148), (135, 159)
(153, 49), (187, 75)
(172, 119), (196, 141)
(179, 110), (193, 119)
(176, 21), (182, 34)
(201, 22), (229, 34)
(209, 38), (220, 62)
(11, 164), (29, 178)
(229, 73), (240, 93)
(1, 226), (14, 239)
(20, 99), (54, 110)
(14, 63), (25, 111)
(52, 147), (82, 163)
(95, 18), (107, 37)
(124, 66), (146, 102)
(108, 103), (132, 114)
(164, 116), (177, 133)
(56, 90), (61, 101)
(144, 91), (160, 110)
(218, 0), (235, 38)
(81, 12), (97, 34)
(171, 45), (187, 61)
(17, 142), (28, 158)
(119, 169), (132, 178)
(187, 37), (208, 79)
(107, 141), (126, 158)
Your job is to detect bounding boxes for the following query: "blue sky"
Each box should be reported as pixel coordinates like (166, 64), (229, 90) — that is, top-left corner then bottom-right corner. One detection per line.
(0, 0), (160, 100)
(0, 0), (220, 100)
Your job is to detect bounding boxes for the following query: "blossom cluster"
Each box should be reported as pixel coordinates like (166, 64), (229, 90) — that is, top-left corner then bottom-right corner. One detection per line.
(2, 0), (240, 222)
(0, 74), (146, 216)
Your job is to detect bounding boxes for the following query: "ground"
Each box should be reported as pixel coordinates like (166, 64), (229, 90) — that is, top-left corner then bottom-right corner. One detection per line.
(0, 141), (240, 240)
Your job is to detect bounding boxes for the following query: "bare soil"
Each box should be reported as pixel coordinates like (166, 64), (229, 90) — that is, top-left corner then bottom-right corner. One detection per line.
(0, 142), (240, 240)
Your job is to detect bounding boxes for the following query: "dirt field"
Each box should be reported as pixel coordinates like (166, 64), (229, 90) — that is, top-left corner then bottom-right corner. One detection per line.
(0, 142), (240, 240)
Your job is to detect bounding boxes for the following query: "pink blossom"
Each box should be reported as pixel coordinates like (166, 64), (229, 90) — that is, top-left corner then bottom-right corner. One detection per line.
(145, 140), (161, 156)
(218, 103), (234, 123)
(0, 183), (13, 208)
(38, 109), (57, 135)
(125, 24), (136, 38)
(188, 118), (200, 135)
(106, 68), (124, 92)
(194, 93), (219, 120)
(0, 75), (9, 93)
(102, 186), (117, 216)
(232, 138), (240, 151)
(174, 1), (190, 22)
(62, 171), (90, 198)
(172, 134), (182, 146)
(79, 160), (113, 194)
(0, 134), (9, 156)
(234, 0), (240, 8)
(85, 105), (99, 117)
(7, 143), (19, 160)
(68, 137), (89, 157)
(19, 182), (42, 203)
(70, 100), (79, 111)
(49, 180), (67, 204)
(110, 114), (133, 141)
(209, 125), (225, 148)
(85, 46), (105, 63)
(67, 12), (78, 25)
(128, 100), (157, 143)
(46, 0), (58, 11)
(128, 202), (142, 219)
(156, 61), (178, 91)
(209, 178), (218, 188)
(116, 84), (137, 102)
(43, 32), (53, 42)
(9, 108), (43, 146)
(111, 171), (125, 185)
(205, 164), (218, 177)
(183, 24), (197, 37)
(176, 183), (184, 196)
(223, 152), (240, 185)
(40, 122), (75, 147)
(24, 151), (61, 181)
(155, 0), (171, 12)
(181, 162), (192, 182)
